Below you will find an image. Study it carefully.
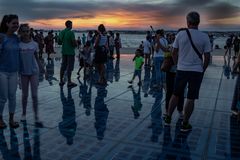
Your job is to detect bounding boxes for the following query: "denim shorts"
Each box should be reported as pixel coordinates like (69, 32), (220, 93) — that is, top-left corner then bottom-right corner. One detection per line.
(173, 70), (204, 99)
(134, 70), (141, 78)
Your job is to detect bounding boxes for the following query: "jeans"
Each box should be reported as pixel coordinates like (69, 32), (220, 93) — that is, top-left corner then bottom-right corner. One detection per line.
(0, 72), (18, 115)
(153, 57), (165, 85)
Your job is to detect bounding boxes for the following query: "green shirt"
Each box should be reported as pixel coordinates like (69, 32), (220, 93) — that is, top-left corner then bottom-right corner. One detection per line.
(59, 28), (76, 55)
(134, 56), (144, 70)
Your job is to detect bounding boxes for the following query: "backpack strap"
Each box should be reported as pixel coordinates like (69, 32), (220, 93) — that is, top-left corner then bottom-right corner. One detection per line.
(185, 29), (203, 61)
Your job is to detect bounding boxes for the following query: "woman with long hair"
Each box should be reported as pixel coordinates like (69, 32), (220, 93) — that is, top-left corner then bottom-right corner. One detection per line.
(0, 14), (20, 129)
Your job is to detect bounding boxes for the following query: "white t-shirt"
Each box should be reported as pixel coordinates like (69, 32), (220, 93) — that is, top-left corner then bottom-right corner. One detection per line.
(153, 37), (168, 58)
(173, 29), (211, 72)
(19, 40), (39, 75)
(143, 40), (151, 54)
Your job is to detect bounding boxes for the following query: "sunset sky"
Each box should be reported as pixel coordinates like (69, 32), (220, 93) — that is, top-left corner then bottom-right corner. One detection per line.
(0, 0), (240, 31)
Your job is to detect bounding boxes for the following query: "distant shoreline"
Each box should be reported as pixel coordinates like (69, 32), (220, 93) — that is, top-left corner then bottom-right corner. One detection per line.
(45, 47), (225, 59)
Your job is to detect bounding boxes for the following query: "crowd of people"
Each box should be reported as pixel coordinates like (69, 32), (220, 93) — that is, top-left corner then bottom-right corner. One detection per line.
(0, 10), (239, 136)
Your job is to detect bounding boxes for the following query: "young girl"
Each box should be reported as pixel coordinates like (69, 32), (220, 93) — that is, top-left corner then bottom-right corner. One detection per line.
(0, 14), (20, 129)
(18, 24), (44, 127)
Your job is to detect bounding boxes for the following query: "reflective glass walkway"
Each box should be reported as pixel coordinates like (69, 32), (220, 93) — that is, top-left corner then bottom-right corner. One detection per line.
(0, 55), (239, 160)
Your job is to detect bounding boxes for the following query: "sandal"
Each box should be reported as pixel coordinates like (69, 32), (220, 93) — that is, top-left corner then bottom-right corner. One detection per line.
(0, 121), (7, 129)
(9, 121), (19, 129)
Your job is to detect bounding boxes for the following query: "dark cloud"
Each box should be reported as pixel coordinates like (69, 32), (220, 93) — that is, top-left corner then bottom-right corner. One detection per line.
(205, 2), (240, 19)
(177, 0), (216, 6)
(0, 0), (239, 29)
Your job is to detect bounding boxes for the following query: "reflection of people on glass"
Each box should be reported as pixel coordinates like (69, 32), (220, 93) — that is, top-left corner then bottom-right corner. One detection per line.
(33, 127), (41, 160)
(94, 86), (109, 140)
(150, 91), (163, 142)
(223, 56), (231, 79)
(231, 53), (240, 116)
(38, 58), (45, 82)
(114, 58), (120, 82)
(59, 88), (77, 145)
(22, 122), (41, 160)
(230, 115), (240, 158)
(130, 86), (142, 119)
(159, 120), (191, 159)
(78, 78), (92, 116)
(142, 66), (151, 97)
(23, 122), (32, 159)
(106, 58), (114, 83)
(45, 58), (58, 85)
(0, 128), (20, 159)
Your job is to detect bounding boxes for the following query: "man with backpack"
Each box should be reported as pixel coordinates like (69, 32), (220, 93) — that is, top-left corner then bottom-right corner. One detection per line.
(164, 11), (211, 132)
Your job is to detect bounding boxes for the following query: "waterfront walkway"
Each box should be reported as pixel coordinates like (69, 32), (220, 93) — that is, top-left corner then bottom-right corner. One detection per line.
(0, 55), (239, 160)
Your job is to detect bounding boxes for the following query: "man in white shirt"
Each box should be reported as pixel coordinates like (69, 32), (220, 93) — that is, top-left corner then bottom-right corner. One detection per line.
(164, 11), (211, 132)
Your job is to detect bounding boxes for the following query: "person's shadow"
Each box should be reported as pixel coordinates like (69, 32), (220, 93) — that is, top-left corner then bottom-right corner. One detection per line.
(59, 88), (77, 145)
(0, 128), (21, 160)
(106, 58), (114, 83)
(230, 115), (240, 158)
(114, 58), (120, 82)
(94, 85), (109, 140)
(22, 122), (41, 160)
(130, 86), (142, 119)
(45, 58), (58, 85)
(150, 90), (163, 142)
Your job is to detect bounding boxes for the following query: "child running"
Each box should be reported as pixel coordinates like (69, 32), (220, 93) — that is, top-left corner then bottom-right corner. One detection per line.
(18, 24), (44, 127)
(128, 49), (144, 86)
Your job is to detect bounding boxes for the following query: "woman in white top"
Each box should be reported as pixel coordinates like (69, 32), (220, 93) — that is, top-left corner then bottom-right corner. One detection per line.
(18, 24), (44, 127)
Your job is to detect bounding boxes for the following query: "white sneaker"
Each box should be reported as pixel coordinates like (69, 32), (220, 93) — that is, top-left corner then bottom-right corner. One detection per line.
(21, 115), (26, 122)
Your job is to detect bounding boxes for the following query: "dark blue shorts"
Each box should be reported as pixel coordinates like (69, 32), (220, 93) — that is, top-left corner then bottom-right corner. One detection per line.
(134, 70), (141, 78)
(173, 70), (204, 99)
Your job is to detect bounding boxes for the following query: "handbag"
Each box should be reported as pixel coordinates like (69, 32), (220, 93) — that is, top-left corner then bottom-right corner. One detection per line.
(161, 56), (174, 72)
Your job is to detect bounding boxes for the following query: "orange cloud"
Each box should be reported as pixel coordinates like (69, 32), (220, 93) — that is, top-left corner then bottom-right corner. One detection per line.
(27, 10), (169, 30)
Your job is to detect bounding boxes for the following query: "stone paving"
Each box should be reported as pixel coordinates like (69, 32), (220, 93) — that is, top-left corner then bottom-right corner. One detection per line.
(0, 55), (239, 160)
